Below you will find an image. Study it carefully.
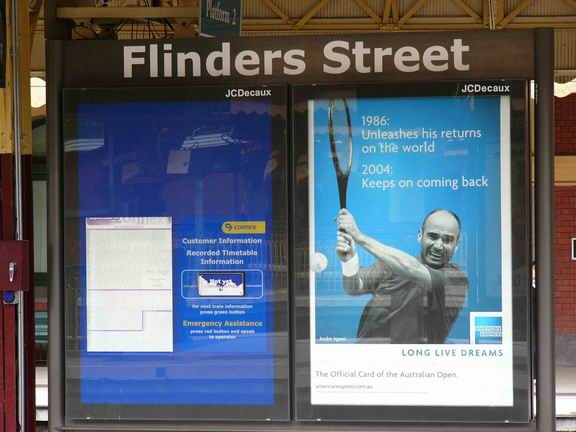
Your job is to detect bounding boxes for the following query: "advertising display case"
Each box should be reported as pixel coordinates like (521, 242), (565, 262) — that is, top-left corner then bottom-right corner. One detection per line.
(47, 29), (556, 432)
(292, 81), (531, 422)
(62, 85), (290, 421)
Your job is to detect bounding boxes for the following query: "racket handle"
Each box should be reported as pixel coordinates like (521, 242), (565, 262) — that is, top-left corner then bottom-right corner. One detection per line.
(338, 176), (348, 209)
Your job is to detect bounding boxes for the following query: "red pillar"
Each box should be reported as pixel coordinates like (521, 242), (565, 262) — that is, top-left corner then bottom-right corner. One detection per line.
(0, 153), (36, 432)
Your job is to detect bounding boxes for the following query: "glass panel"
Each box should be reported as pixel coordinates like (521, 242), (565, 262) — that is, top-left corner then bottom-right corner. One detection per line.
(63, 86), (289, 421)
(33, 180), (47, 273)
(32, 121), (46, 157)
(293, 81), (530, 422)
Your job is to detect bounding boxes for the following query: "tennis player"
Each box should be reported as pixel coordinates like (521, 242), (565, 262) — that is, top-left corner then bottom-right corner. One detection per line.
(336, 208), (468, 344)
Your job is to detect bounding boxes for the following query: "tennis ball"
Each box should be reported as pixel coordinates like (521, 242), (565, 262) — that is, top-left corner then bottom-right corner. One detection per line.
(310, 252), (328, 272)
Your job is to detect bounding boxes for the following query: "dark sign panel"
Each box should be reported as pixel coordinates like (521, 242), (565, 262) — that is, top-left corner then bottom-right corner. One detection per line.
(54, 30), (534, 88)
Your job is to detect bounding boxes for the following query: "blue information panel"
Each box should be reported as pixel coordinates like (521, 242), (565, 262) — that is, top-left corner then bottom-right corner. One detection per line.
(292, 82), (530, 422)
(63, 86), (288, 421)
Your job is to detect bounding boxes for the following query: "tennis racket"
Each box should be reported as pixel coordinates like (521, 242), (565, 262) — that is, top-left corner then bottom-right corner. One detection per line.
(328, 99), (353, 209)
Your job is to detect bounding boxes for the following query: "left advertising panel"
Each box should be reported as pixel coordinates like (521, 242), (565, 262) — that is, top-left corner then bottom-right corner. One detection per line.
(62, 85), (289, 421)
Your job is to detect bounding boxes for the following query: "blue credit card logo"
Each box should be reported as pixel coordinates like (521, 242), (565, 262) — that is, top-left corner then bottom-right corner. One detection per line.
(474, 316), (502, 344)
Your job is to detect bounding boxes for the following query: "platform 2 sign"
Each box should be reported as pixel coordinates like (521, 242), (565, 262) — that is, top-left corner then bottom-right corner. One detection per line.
(200, 0), (241, 37)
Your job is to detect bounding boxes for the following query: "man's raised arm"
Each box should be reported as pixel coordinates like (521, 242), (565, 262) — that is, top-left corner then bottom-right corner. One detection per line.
(335, 230), (366, 296)
(336, 209), (432, 290)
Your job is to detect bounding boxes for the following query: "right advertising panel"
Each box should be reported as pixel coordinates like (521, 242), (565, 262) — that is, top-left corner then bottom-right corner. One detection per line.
(293, 81), (530, 422)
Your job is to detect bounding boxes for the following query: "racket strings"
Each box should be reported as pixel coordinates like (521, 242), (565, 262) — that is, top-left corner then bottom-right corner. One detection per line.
(328, 99), (353, 177)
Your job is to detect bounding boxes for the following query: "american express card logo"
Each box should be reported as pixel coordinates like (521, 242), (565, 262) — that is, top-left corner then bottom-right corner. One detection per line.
(474, 316), (502, 344)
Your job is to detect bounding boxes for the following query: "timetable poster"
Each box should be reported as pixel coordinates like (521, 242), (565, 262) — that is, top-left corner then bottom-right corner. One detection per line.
(63, 86), (288, 420)
(306, 89), (515, 408)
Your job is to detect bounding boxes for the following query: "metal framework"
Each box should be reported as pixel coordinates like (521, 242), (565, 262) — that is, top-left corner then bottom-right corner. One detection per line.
(52, 0), (576, 33)
(241, 0), (576, 31)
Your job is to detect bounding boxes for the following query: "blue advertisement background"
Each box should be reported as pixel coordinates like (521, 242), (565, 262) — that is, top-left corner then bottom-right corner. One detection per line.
(312, 96), (503, 343)
(73, 99), (276, 405)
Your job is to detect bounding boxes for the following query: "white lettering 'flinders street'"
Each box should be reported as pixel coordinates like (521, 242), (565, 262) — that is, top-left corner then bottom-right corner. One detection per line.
(322, 39), (469, 74)
(123, 39), (470, 78)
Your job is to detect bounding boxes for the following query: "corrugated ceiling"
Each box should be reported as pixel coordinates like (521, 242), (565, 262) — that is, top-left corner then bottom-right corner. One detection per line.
(510, 0), (575, 17)
(556, 30), (576, 82)
(243, 0), (576, 19)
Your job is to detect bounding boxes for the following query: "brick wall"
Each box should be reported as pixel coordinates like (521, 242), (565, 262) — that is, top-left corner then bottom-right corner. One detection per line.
(555, 187), (576, 333)
(555, 94), (576, 155)
(555, 92), (576, 333)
